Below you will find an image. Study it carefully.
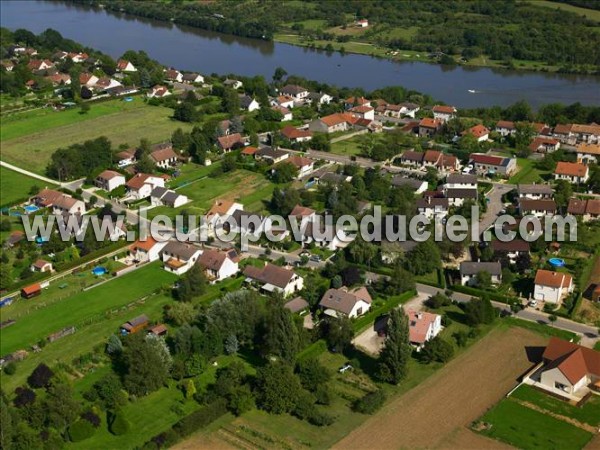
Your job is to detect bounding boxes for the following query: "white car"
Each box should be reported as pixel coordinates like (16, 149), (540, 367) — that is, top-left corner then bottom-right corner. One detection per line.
(528, 299), (538, 307)
(339, 363), (353, 373)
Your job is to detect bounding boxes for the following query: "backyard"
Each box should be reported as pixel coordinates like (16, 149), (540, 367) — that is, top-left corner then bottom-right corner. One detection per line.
(0, 166), (54, 206)
(0, 262), (177, 355)
(0, 98), (191, 174)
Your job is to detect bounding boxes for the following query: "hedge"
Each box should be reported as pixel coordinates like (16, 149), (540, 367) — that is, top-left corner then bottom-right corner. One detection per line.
(109, 411), (130, 436)
(353, 290), (416, 332)
(172, 398), (227, 438)
(450, 285), (517, 305)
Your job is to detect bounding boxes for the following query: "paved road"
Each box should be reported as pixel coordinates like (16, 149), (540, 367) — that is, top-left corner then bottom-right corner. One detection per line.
(479, 182), (514, 239)
(0, 160), (62, 186)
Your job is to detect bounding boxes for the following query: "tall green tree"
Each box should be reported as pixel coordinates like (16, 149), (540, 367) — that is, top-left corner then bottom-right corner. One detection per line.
(122, 334), (171, 396)
(377, 308), (411, 384)
(261, 299), (300, 362)
(254, 361), (302, 414)
(177, 264), (207, 302)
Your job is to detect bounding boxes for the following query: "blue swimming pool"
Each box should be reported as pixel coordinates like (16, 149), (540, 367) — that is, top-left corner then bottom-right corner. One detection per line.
(35, 236), (49, 244)
(549, 257), (566, 268)
(24, 205), (40, 213)
(92, 266), (107, 276)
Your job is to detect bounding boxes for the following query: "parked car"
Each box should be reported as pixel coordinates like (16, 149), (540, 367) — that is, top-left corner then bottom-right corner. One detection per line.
(299, 250), (310, 258)
(309, 254), (322, 262)
(528, 299), (538, 307)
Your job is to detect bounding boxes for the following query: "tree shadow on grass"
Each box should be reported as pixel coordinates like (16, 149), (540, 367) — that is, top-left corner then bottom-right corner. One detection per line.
(343, 345), (379, 379)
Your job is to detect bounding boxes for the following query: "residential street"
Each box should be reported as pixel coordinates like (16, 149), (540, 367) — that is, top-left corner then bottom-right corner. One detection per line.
(478, 182), (514, 239)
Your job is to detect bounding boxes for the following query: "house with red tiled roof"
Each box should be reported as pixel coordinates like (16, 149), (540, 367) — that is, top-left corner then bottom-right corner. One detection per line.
(241, 146), (259, 156)
(116, 59), (137, 72)
(418, 117), (442, 137)
(79, 72), (99, 87)
(147, 85), (171, 98)
(349, 104), (375, 121)
(286, 155), (314, 178)
(524, 338), (600, 400)
(567, 198), (600, 222)
(150, 144), (178, 168)
(165, 69), (183, 83)
(407, 310), (442, 350)
(576, 143), (600, 164)
(432, 105), (457, 123)
(95, 170), (126, 192)
(31, 189), (86, 216)
(289, 204), (316, 222)
(217, 133), (244, 152)
(470, 153), (517, 177)
(129, 237), (168, 263)
(30, 259), (53, 273)
(529, 136), (560, 153)
(196, 248), (239, 282)
(533, 269), (574, 304)
(125, 173), (165, 200)
(271, 105), (293, 121)
(344, 96), (370, 109)
(280, 125), (312, 143)
(461, 124), (490, 142)
(554, 161), (589, 184)
(308, 113), (357, 133)
(495, 120), (516, 137)
(27, 59), (53, 72)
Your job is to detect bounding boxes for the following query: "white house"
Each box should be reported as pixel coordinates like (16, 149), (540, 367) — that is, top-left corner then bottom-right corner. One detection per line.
(150, 145), (178, 169)
(239, 94), (260, 112)
(280, 125), (312, 143)
(95, 170), (126, 192)
(495, 120), (516, 137)
(243, 263), (304, 297)
(462, 124), (490, 142)
(518, 184), (554, 200)
(432, 105), (457, 123)
(519, 199), (557, 218)
(416, 197), (449, 219)
(116, 149), (136, 167)
(280, 84), (309, 100)
(576, 143), (600, 164)
(286, 155), (314, 179)
(490, 240), (530, 264)
(125, 173), (166, 200)
(182, 72), (204, 84)
(223, 79), (243, 89)
(271, 105), (293, 121)
(197, 248), (239, 282)
(308, 91), (333, 106)
(150, 187), (188, 208)
(533, 269), (574, 304)
(32, 189), (86, 216)
(165, 69), (183, 83)
(349, 105), (375, 121)
(406, 310), (442, 350)
(161, 241), (202, 275)
(31, 259), (53, 273)
(273, 95), (295, 109)
(147, 85), (171, 98)
(459, 261), (502, 286)
(129, 237), (168, 263)
(554, 161), (589, 184)
(356, 19), (369, 27)
(533, 338), (600, 399)
(205, 199), (244, 232)
(116, 59), (137, 72)
(319, 286), (372, 318)
(299, 219), (348, 251)
(444, 173), (477, 190)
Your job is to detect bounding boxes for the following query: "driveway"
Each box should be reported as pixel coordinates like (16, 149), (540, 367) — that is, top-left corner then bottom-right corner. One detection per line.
(478, 182), (514, 239)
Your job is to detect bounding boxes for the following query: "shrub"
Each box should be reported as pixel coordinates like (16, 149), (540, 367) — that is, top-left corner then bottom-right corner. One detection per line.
(109, 412), (131, 436)
(28, 363), (54, 388)
(352, 390), (386, 414)
(68, 420), (96, 442)
(3, 362), (17, 375)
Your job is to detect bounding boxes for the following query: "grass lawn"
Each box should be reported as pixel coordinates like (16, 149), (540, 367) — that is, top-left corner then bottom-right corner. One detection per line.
(511, 385), (600, 427)
(477, 398), (593, 450)
(0, 263), (177, 355)
(0, 98), (191, 174)
(147, 169), (274, 219)
(330, 137), (364, 156)
(528, 0), (600, 22)
(508, 158), (548, 184)
(0, 166), (56, 206)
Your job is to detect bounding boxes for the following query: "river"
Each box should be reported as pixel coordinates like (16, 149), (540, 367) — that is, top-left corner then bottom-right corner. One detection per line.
(2, 0), (599, 108)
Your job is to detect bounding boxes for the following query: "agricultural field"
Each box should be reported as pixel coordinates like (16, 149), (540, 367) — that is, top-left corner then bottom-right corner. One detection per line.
(333, 326), (546, 449)
(0, 166), (53, 206)
(0, 262), (177, 355)
(0, 97), (191, 174)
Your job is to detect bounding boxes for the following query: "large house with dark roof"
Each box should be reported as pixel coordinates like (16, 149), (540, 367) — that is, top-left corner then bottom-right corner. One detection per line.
(567, 198), (600, 222)
(459, 261), (502, 286)
(196, 248), (238, 282)
(470, 153), (517, 177)
(161, 241), (202, 275)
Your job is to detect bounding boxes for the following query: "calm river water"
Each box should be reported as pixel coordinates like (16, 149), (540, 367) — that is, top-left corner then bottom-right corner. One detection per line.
(2, 0), (599, 108)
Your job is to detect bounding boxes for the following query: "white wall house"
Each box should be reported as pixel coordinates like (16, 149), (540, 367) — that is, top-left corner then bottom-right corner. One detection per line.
(129, 238), (168, 263)
(533, 269), (574, 304)
(161, 241), (202, 276)
(319, 286), (372, 318)
(95, 170), (126, 192)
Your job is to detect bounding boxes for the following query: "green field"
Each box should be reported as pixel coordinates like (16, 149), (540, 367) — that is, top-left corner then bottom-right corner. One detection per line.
(330, 137), (364, 156)
(0, 263), (177, 355)
(528, 0), (600, 22)
(0, 166), (54, 206)
(478, 398), (594, 450)
(0, 98), (191, 174)
(508, 158), (549, 184)
(511, 385), (600, 427)
(148, 169), (274, 219)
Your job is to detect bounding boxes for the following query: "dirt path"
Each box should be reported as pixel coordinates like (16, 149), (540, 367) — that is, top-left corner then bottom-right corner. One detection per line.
(333, 327), (546, 449)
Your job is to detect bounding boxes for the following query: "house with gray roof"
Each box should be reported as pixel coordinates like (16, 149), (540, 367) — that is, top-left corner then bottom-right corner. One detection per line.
(459, 261), (502, 286)
(319, 286), (372, 318)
